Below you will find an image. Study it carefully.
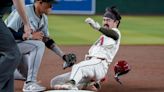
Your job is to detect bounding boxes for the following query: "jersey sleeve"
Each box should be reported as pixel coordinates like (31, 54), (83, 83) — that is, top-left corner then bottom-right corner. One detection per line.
(99, 27), (119, 40)
(5, 9), (23, 32)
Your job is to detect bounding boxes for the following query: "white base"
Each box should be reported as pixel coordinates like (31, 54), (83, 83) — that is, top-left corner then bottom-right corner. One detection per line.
(45, 90), (93, 92)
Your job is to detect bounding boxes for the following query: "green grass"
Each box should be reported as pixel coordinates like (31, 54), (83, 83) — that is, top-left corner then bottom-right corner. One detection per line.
(121, 16), (164, 45)
(48, 15), (101, 45)
(48, 15), (164, 45)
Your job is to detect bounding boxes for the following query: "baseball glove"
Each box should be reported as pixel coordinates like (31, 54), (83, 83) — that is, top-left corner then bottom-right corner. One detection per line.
(62, 53), (76, 69)
(114, 60), (130, 84)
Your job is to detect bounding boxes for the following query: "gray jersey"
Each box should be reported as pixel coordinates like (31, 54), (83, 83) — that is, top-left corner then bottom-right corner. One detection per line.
(5, 4), (65, 84)
(50, 28), (121, 90)
(5, 4), (49, 36)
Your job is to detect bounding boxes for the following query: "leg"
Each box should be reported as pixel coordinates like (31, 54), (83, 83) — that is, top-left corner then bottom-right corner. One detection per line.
(51, 72), (93, 90)
(50, 72), (71, 88)
(17, 40), (46, 91)
(17, 40), (45, 82)
(0, 19), (21, 92)
(70, 58), (107, 84)
(55, 58), (108, 91)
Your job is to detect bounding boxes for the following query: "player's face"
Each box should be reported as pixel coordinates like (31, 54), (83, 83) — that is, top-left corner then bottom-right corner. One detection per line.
(40, 2), (52, 14)
(102, 17), (118, 29)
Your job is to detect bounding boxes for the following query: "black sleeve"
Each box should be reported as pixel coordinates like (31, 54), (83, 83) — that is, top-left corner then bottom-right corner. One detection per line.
(99, 27), (119, 40)
(9, 26), (24, 40)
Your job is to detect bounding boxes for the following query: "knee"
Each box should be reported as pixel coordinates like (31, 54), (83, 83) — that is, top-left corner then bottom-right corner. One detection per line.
(39, 41), (45, 49)
(34, 40), (45, 49)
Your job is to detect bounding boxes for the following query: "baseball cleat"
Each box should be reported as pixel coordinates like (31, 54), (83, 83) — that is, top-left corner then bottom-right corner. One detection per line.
(23, 82), (46, 92)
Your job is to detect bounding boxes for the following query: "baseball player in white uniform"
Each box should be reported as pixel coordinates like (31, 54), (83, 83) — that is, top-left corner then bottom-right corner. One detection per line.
(5, 0), (76, 91)
(50, 6), (122, 91)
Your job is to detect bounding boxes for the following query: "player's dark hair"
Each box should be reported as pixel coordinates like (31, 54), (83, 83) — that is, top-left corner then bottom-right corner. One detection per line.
(105, 6), (121, 28)
(34, 0), (42, 3)
(34, 0), (37, 2)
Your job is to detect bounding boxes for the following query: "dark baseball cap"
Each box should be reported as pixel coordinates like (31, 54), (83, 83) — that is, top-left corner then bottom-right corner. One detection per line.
(42, 0), (57, 4)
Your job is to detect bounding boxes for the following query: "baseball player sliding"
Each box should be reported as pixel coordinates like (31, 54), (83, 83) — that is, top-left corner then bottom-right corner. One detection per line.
(5, 0), (76, 92)
(50, 6), (130, 91)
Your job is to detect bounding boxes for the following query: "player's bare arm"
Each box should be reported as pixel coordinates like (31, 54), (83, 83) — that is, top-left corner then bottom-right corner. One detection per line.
(13, 0), (32, 36)
(31, 31), (44, 40)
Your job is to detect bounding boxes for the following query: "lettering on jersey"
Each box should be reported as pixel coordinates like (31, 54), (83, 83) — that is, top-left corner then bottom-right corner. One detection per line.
(94, 35), (104, 46)
(100, 36), (104, 45)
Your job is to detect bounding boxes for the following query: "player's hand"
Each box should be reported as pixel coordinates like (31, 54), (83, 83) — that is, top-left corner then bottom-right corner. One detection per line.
(85, 17), (101, 30)
(22, 24), (33, 40)
(32, 31), (44, 40)
(22, 32), (33, 40)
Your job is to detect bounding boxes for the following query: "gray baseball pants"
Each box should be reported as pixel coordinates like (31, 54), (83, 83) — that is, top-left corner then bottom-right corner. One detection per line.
(15, 40), (45, 82)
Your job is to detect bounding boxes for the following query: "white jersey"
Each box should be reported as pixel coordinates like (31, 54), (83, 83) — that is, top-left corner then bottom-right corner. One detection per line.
(50, 28), (121, 88)
(87, 28), (121, 64)
(5, 4), (49, 36)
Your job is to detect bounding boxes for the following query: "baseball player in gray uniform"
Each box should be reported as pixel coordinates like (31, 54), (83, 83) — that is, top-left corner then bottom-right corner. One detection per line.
(5, 0), (76, 91)
(50, 6), (126, 91)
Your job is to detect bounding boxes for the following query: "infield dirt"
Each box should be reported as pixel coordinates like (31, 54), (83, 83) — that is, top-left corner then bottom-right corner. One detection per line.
(15, 45), (164, 92)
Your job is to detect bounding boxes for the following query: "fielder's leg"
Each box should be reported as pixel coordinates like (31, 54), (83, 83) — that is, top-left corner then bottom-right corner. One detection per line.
(17, 40), (46, 91)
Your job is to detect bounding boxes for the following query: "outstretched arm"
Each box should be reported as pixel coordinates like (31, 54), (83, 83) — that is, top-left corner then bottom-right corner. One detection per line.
(52, 44), (65, 58)
(85, 17), (119, 40)
(42, 37), (76, 69)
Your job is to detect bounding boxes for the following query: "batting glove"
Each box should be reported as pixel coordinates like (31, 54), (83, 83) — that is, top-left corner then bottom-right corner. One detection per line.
(85, 17), (101, 31)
